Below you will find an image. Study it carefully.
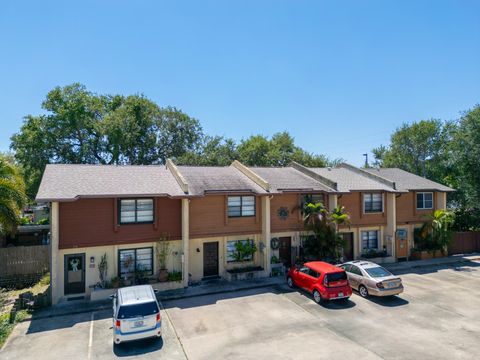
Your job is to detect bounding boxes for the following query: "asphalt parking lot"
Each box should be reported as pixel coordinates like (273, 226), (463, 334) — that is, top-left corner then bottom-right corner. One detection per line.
(2, 259), (480, 359)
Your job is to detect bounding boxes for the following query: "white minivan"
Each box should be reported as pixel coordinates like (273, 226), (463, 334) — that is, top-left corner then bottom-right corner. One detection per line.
(111, 285), (162, 344)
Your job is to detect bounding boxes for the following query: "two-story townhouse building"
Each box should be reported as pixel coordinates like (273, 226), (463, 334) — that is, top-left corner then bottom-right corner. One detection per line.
(365, 168), (454, 259)
(36, 161), (453, 304)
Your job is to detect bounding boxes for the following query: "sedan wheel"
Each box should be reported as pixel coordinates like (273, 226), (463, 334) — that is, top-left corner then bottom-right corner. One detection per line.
(313, 290), (323, 304)
(359, 285), (369, 298)
(287, 277), (294, 288)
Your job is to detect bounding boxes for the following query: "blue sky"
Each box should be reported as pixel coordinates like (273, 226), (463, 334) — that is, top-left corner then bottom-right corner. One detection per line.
(1, 1), (479, 165)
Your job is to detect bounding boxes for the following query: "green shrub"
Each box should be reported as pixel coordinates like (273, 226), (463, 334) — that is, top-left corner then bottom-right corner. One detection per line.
(37, 218), (49, 225)
(167, 271), (182, 282)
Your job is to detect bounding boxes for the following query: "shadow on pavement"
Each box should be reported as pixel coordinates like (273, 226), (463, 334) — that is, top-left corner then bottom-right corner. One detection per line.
(113, 337), (164, 357)
(365, 294), (409, 307)
(162, 285), (286, 310)
(278, 286), (357, 310)
(26, 309), (112, 334)
(390, 259), (480, 276)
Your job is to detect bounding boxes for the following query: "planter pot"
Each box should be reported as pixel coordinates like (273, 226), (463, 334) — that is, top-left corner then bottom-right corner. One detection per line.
(158, 269), (168, 282)
(410, 250), (447, 261)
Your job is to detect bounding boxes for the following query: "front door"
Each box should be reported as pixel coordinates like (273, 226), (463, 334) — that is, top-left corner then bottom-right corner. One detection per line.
(64, 253), (86, 295)
(203, 242), (219, 278)
(396, 229), (408, 259)
(278, 237), (292, 267)
(342, 233), (354, 261)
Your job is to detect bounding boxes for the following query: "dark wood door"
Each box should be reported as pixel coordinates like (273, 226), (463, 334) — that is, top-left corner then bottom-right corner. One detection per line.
(64, 253), (86, 295)
(278, 237), (292, 267)
(203, 242), (219, 278)
(342, 233), (354, 261)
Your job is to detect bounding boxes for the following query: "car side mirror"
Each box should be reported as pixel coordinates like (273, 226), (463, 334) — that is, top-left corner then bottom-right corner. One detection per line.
(153, 289), (159, 294)
(109, 294), (116, 299)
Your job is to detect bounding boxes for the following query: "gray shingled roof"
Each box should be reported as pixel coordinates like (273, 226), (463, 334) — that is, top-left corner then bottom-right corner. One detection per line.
(309, 168), (396, 192)
(36, 164), (186, 201)
(176, 166), (268, 196)
(364, 168), (454, 192)
(252, 167), (336, 193)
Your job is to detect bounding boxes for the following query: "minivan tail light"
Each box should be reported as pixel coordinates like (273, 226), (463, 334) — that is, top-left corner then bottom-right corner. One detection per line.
(156, 313), (161, 322)
(115, 320), (121, 329)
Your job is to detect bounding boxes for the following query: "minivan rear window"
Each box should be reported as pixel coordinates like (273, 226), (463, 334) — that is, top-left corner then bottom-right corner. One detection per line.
(325, 271), (347, 283)
(118, 301), (159, 319)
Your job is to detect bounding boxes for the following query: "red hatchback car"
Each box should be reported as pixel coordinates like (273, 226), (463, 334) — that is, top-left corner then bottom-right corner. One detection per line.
(287, 261), (352, 304)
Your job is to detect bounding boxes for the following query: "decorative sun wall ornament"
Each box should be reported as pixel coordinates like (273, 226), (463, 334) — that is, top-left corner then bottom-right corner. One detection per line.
(277, 207), (289, 220)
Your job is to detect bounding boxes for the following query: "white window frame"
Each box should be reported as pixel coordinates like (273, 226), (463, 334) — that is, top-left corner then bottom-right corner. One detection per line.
(226, 239), (255, 263)
(416, 192), (434, 210)
(363, 193), (383, 214)
(119, 198), (154, 224)
(361, 230), (379, 250)
(227, 196), (256, 218)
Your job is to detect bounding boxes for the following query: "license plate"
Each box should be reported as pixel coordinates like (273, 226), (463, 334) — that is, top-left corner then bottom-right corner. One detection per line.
(133, 320), (144, 328)
(338, 292), (344, 297)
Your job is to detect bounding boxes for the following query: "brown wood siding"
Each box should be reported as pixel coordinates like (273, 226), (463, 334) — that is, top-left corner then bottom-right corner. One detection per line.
(396, 191), (434, 224)
(271, 194), (303, 232)
(59, 198), (182, 249)
(339, 192), (387, 226)
(189, 195), (262, 238)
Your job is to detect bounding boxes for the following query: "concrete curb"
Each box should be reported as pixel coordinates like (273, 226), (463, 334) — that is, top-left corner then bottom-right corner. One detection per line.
(384, 255), (480, 272)
(22, 279), (284, 322)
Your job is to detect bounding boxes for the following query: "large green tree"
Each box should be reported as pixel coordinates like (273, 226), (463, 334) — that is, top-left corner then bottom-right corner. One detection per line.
(0, 155), (26, 233)
(11, 84), (203, 197)
(372, 119), (453, 184)
(451, 105), (480, 207)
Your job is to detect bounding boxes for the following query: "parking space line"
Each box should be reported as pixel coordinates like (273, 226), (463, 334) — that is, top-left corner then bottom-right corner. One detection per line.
(159, 301), (189, 359)
(87, 311), (94, 360)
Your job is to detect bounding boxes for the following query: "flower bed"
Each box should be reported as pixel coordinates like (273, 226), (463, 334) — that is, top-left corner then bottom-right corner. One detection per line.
(410, 250), (447, 261)
(225, 266), (267, 281)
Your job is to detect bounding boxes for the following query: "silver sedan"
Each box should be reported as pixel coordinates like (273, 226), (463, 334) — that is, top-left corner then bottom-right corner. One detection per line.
(339, 260), (404, 298)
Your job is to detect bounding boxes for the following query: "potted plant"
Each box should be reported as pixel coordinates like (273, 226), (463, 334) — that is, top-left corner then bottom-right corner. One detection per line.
(98, 253), (108, 288)
(232, 240), (257, 263)
(156, 233), (171, 282)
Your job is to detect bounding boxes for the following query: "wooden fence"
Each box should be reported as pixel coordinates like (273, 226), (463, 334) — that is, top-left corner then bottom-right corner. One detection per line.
(0, 245), (49, 278)
(448, 232), (480, 255)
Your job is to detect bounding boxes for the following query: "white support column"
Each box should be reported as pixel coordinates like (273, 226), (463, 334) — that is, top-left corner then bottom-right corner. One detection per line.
(262, 196), (271, 276)
(385, 193), (396, 259)
(50, 202), (60, 305)
(436, 192), (447, 210)
(328, 194), (338, 213)
(181, 198), (190, 287)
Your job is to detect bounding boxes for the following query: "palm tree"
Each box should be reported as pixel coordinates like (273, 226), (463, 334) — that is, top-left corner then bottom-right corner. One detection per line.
(302, 202), (350, 262)
(0, 157), (26, 233)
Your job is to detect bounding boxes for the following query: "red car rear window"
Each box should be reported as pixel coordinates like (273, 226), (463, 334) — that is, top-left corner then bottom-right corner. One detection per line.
(325, 272), (347, 284)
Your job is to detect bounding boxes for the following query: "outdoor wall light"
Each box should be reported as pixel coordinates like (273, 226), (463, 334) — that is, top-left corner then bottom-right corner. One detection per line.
(90, 256), (95, 264)
(196, 248), (200, 253)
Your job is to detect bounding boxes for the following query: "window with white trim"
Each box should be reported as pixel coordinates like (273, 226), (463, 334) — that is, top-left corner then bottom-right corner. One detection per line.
(361, 230), (378, 250)
(227, 196), (255, 217)
(363, 193), (383, 213)
(226, 239), (255, 262)
(119, 198), (154, 224)
(416, 192), (433, 209)
(118, 247), (153, 277)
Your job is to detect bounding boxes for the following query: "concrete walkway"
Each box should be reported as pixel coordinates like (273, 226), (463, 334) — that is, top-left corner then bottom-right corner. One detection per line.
(384, 253), (480, 272)
(29, 276), (285, 320)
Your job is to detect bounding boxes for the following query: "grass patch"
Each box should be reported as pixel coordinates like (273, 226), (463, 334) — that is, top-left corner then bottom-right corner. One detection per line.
(0, 273), (49, 349)
(0, 309), (31, 349)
